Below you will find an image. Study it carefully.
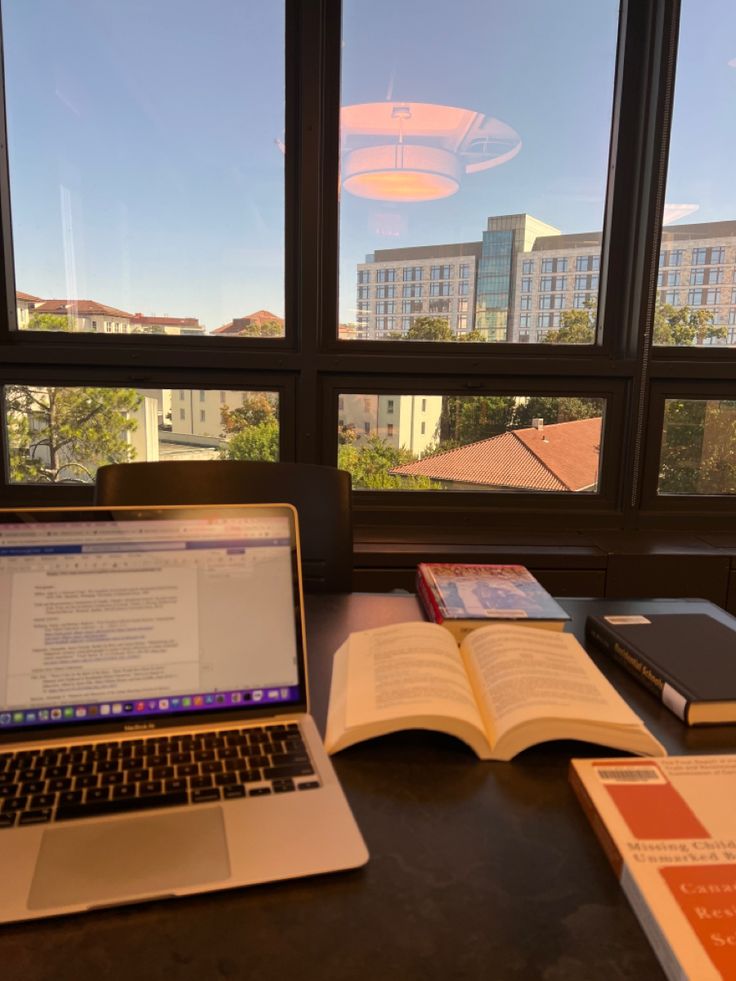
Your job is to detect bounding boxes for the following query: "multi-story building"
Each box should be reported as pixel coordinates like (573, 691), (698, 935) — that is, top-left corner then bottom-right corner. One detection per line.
(338, 394), (442, 455)
(355, 243), (482, 340)
(129, 314), (205, 336)
(355, 215), (736, 345)
(16, 295), (205, 335)
(16, 292), (41, 329)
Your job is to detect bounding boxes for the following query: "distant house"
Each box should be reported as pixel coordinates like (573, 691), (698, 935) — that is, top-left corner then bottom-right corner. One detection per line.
(16, 292), (42, 329)
(390, 417), (602, 492)
(212, 310), (284, 336)
(29, 299), (134, 333)
(129, 314), (205, 336)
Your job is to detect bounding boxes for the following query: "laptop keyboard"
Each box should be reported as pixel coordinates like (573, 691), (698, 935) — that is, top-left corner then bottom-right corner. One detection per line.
(0, 723), (320, 828)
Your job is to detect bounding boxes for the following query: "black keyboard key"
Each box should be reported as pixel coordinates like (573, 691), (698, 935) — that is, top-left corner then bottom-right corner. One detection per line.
(47, 777), (72, 792)
(263, 763), (314, 780)
(112, 785), (137, 799)
(152, 766), (174, 780)
(0, 813), (16, 828)
(248, 787), (272, 796)
(201, 761), (223, 775)
(215, 773), (237, 786)
(126, 769), (149, 783)
(75, 775), (99, 790)
(190, 775), (213, 789)
(100, 772), (124, 786)
(0, 773), (14, 785)
(171, 752), (192, 765)
(224, 758), (245, 772)
(177, 763), (198, 777)
(194, 749), (215, 763)
(248, 755), (270, 769)
(86, 788), (110, 802)
(223, 785), (246, 799)
(164, 779), (187, 793)
(273, 779), (296, 793)
(59, 790), (83, 805)
(297, 781), (320, 791)
(56, 791), (188, 822)
(270, 753), (310, 767)
(140, 781), (163, 796)
(0, 785), (18, 798)
(192, 788), (221, 804)
(21, 781), (45, 795)
(97, 760), (119, 773)
(3, 797), (28, 813)
(122, 757), (145, 770)
(19, 809), (52, 826)
(70, 763), (93, 776)
(45, 766), (69, 779)
(31, 794), (56, 808)
(239, 770), (262, 783)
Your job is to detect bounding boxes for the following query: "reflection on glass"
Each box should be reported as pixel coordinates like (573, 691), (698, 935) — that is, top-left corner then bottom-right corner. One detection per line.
(5, 1), (285, 337)
(339, 0), (619, 342)
(655, 0), (736, 348)
(658, 399), (736, 494)
(337, 394), (604, 490)
(4, 387), (279, 484)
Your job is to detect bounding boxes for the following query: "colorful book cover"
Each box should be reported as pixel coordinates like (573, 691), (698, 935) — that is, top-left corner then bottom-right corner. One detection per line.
(570, 755), (736, 981)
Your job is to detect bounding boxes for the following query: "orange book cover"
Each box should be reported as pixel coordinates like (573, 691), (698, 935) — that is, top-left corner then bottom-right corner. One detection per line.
(570, 755), (736, 980)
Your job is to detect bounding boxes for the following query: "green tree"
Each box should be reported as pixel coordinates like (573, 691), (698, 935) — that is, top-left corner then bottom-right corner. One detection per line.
(458, 328), (488, 343)
(6, 386), (142, 482)
(514, 396), (603, 428)
(220, 418), (279, 462)
(439, 396), (518, 445)
(405, 316), (453, 341)
(658, 399), (736, 494)
(237, 320), (283, 338)
(26, 313), (74, 332)
(544, 301), (596, 344)
(653, 304), (727, 346)
(220, 392), (277, 433)
(338, 435), (435, 489)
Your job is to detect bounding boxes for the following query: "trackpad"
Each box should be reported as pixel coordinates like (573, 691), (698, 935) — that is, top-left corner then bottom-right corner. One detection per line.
(28, 808), (231, 910)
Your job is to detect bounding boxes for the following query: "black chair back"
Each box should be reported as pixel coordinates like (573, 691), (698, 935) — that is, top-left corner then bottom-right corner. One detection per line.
(94, 461), (353, 593)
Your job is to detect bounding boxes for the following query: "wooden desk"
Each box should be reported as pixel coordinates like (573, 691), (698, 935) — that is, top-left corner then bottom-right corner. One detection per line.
(4, 595), (736, 981)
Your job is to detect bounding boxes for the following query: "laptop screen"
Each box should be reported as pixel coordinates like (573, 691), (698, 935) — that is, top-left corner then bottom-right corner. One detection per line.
(0, 505), (307, 737)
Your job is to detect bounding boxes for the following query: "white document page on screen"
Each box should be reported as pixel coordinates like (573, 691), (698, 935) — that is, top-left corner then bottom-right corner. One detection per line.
(5, 567), (200, 707)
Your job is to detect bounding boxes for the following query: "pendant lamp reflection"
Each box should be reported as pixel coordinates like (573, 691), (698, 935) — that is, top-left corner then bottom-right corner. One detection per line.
(341, 102), (522, 202)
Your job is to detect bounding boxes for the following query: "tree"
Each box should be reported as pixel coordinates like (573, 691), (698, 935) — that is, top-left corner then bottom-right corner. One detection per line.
(220, 418), (279, 461)
(439, 396), (518, 445)
(237, 320), (283, 337)
(405, 316), (453, 341)
(653, 304), (727, 346)
(458, 328), (488, 343)
(220, 392), (277, 433)
(337, 435), (435, 489)
(544, 302), (596, 344)
(658, 399), (736, 494)
(6, 386), (142, 482)
(26, 313), (74, 332)
(514, 396), (602, 427)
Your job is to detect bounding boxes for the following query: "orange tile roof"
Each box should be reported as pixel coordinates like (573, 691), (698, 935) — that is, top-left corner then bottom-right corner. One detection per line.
(17, 291), (42, 302)
(213, 310), (284, 335)
(32, 299), (133, 318)
(391, 417), (602, 492)
(130, 314), (200, 326)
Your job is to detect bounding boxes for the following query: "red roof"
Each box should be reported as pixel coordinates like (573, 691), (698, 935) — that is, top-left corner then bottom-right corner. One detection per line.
(213, 310), (284, 335)
(17, 291), (42, 302)
(391, 417), (602, 492)
(32, 299), (133, 319)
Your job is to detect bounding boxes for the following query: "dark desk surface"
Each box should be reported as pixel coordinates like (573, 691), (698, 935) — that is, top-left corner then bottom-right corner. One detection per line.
(4, 595), (736, 981)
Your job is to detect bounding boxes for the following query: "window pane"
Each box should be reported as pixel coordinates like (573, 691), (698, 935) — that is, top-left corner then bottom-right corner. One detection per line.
(654, 0), (736, 348)
(339, 0), (618, 343)
(337, 394), (605, 490)
(4, 387), (279, 483)
(658, 399), (736, 494)
(5, 1), (285, 337)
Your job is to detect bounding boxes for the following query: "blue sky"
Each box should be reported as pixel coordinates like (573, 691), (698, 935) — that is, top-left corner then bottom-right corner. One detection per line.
(4, 0), (736, 331)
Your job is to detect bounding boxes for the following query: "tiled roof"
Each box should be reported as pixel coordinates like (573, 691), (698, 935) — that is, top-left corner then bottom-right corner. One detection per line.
(213, 310), (284, 335)
(390, 417), (602, 492)
(32, 299), (133, 319)
(17, 291), (42, 302)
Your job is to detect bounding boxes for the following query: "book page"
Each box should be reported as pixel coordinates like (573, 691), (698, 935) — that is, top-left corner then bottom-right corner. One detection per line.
(344, 622), (486, 734)
(462, 626), (644, 743)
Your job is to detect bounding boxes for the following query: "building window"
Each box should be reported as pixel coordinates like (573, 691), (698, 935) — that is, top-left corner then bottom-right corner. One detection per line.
(521, 278), (532, 293)
(387, 399), (394, 414)
(376, 285), (396, 299)
(574, 274), (599, 290)
(575, 255), (600, 272)
(459, 263), (470, 279)
(376, 268), (396, 283)
(403, 267), (423, 282)
(179, 408), (185, 421)
(430, 265), (452, 280)
(199, 409), (206, 422)
(420, 422), (426, 435)
(522, 260), (534, 275)
(541, 257), (567, 273)
(403, 284), (422, 298)
(428, 299), (450, 314)
(539, 294), (564, 310)
(357, 270), (371, 284)
(540, 276), (566, 292)
(364, 421), (370, 435)
(421, 398), (427, 412)
(386, 423), (394, 437)
(429, 282), (451, 296)
(659, 249), (684, 267)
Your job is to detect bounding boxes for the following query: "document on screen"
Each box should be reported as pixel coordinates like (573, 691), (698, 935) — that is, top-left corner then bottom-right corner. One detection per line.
(6, 567), (200, 706)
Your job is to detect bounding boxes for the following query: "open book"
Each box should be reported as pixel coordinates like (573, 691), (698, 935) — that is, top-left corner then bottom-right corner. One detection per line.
(325, 622), (666, 760)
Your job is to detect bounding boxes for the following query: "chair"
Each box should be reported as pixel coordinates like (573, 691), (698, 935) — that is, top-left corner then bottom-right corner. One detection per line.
(94, 460), (353, 593)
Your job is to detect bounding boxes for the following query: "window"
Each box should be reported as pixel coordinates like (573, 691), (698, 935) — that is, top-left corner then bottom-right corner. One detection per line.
(364, 422), (370, 435)
(421, 399), (427, 412)
(387, 423), (393, 437)
(387, 399), (394, 414)
(3, 0), (736, 543)
(200, 410), (206, 422)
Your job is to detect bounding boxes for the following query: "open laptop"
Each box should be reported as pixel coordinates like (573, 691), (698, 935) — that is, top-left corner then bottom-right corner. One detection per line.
(0, 503), (368, 923)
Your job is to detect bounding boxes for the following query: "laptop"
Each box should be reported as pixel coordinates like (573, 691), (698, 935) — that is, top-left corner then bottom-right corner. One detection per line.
(0, 503), (368, 923)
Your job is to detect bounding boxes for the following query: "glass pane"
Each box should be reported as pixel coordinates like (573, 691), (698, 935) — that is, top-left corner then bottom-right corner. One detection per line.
(339, 0), (618, 343)
(4, 387), (279, 483)
(658, 399), (736, 494)
(337, 394), (605, 490)
(5, 1), (285, 337)
(654, 0), (736, 348)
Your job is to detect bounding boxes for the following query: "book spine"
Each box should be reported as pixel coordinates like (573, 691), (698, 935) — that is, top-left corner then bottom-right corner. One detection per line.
(568, 763), (624, 878)
(416, 566), (444, 624)
(585, 620), (689, 723)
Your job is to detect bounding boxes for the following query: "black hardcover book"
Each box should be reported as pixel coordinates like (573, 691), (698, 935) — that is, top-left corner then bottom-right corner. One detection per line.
(585, 612), (736, 725)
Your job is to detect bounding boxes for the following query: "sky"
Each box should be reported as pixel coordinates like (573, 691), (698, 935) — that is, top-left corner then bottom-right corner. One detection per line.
(4, 0), (736, 332)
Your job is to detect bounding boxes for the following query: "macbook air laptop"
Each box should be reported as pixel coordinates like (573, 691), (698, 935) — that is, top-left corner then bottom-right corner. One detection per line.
(0, 503), (368, 923)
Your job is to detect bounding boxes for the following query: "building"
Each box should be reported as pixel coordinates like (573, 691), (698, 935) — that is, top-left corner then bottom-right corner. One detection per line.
(28, 299), (134, 333)
(16, 292), (41, 329)
(213, 310), (284, 336)
(355, 216), (736, 345)
(339, 394), (443, 456)
(390, 417), (602, 491)
(355, 242), (482, 340)
(129, 314), (205, 336)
